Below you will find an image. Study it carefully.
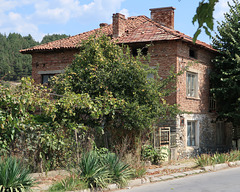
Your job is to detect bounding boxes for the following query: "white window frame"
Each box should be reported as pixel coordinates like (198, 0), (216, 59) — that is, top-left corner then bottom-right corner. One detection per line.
(186, 72), (198, 98)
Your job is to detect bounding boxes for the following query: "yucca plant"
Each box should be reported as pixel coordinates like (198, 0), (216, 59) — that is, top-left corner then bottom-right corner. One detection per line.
(0, 157), (34, 192)
(104, 153), (133, 187)
(76, 151), (110, 189)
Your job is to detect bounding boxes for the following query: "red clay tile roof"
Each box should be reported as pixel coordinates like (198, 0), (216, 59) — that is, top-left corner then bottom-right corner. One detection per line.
(20, 15), (216, 54)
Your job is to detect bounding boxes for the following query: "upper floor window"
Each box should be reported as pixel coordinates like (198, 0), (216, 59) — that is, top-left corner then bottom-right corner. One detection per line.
(189, 48), (197, 59)
(186, 72), (198, 98)
(132, 47), (148, 56)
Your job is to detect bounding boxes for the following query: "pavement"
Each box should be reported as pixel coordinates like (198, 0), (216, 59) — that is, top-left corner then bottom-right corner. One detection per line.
(30, 159), (240, 192)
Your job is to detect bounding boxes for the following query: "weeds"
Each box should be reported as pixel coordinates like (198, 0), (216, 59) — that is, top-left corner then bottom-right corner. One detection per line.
(48, 176), (87, 192)
(195, 150), (240, 167)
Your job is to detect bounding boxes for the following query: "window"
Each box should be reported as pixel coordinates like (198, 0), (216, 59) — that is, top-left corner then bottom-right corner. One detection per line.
(42, 74), (54, 84)
(186, 72), (198, 97)
(189, 48), (197, 59)
(216, 121), (225, 145)
(132, 47), (148, 56)
(187, 121), (196, 146)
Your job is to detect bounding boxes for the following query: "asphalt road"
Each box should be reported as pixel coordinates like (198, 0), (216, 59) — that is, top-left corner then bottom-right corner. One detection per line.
(119, 167), (240, 192)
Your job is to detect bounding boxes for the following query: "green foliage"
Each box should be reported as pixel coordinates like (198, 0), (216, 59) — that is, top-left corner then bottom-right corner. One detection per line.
(0, 33), (37, 81)
(48, 176), (87, 192)
(76, 150), (110, 189)
(211, 0), (240, 133)
(141, 145), (167, 165)
(195, 150), (240, 166)
(133, 167), (146, 178)
(0, 78), (80, 172)
(75, 149), (133, 189)
(0, 156), (34, 191)
(51, 34), (180, 149)
(41, 34), (70, 44)
(103, 153), (133, 187)
(0, 33), (70, 81)
(192, 0), (219, 41)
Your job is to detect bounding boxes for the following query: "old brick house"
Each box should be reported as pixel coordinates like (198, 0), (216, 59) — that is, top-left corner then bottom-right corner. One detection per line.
(20, 7), (232, 158)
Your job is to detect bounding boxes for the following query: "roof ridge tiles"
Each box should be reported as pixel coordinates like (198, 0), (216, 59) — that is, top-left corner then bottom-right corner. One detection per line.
(20, 13), (216, 53)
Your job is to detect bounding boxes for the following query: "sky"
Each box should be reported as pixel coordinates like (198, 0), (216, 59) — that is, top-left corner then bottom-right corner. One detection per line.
(0, 0), (233, 44)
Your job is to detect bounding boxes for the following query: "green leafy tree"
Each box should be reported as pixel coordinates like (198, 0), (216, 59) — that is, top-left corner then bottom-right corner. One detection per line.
(192, 0), (219, 41)
(41, 34), (70, 44)
(0, 33), (70, 81)
(211, 0), (240, 136)
(52, 34), (180, 149)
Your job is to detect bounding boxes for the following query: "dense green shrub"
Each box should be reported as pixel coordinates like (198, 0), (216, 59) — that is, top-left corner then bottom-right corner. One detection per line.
(141, 145), (167, 165)
(0, 157), (34, 191)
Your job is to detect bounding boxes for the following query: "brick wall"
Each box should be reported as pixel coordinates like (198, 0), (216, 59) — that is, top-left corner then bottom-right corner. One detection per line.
(32, 49), (78, 83)
(150, 7), (175, 29)
(112, 13), (126, 38)
(31, 40), (216, 114)
(149, 41), (178, 105)
(175, 41), (216, 113)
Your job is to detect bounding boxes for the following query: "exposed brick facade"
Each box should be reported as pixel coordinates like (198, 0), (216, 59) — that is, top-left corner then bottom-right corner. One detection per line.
(32, 49), (78, 83)
(21, 7), (233, 159)
(150, 7), (175, 29)
(112, 13), (126, 38)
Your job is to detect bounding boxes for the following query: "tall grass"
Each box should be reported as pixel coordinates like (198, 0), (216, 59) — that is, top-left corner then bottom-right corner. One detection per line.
(195, 150), (240, 167)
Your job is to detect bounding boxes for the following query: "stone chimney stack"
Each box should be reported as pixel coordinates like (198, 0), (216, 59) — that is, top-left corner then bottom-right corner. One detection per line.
(112, 13), (126, 38)
(150, 7), (175, 29)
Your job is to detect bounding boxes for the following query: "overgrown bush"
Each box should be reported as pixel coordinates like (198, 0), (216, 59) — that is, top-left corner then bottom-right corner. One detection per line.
(0, 157), (34, 191)
(141, 145), (167, 165)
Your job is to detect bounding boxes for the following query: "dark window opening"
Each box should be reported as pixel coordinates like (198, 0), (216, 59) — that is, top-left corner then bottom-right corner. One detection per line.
(132, 47), (148, 56)
(42, 74), (55, 84)
(189, 49), (197, 59)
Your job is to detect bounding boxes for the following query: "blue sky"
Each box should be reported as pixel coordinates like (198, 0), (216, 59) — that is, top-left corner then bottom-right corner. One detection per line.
(0, 0), (232, 44)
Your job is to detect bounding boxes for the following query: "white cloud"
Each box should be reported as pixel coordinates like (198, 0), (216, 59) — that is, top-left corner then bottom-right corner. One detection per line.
(0, 0), (126, 41)
(214, 0), (233, 21)
(120, 8), (129, 18)
(0, 0), (18, 12)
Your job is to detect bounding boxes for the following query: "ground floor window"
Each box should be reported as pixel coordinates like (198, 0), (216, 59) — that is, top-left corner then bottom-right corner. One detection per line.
(216, 121), (225, 145)
(42, 74), (55, 84)
(187, 121), (196, 146)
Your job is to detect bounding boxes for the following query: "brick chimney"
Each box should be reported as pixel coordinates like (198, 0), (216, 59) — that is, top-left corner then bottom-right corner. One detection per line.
(112, 13), (126, 38)
(100, 23), (108, 28)
(150, 7), (175, 29)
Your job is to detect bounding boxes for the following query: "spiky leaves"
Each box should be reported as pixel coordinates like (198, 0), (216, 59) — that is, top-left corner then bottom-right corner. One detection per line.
(0, 157), (34, 191)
